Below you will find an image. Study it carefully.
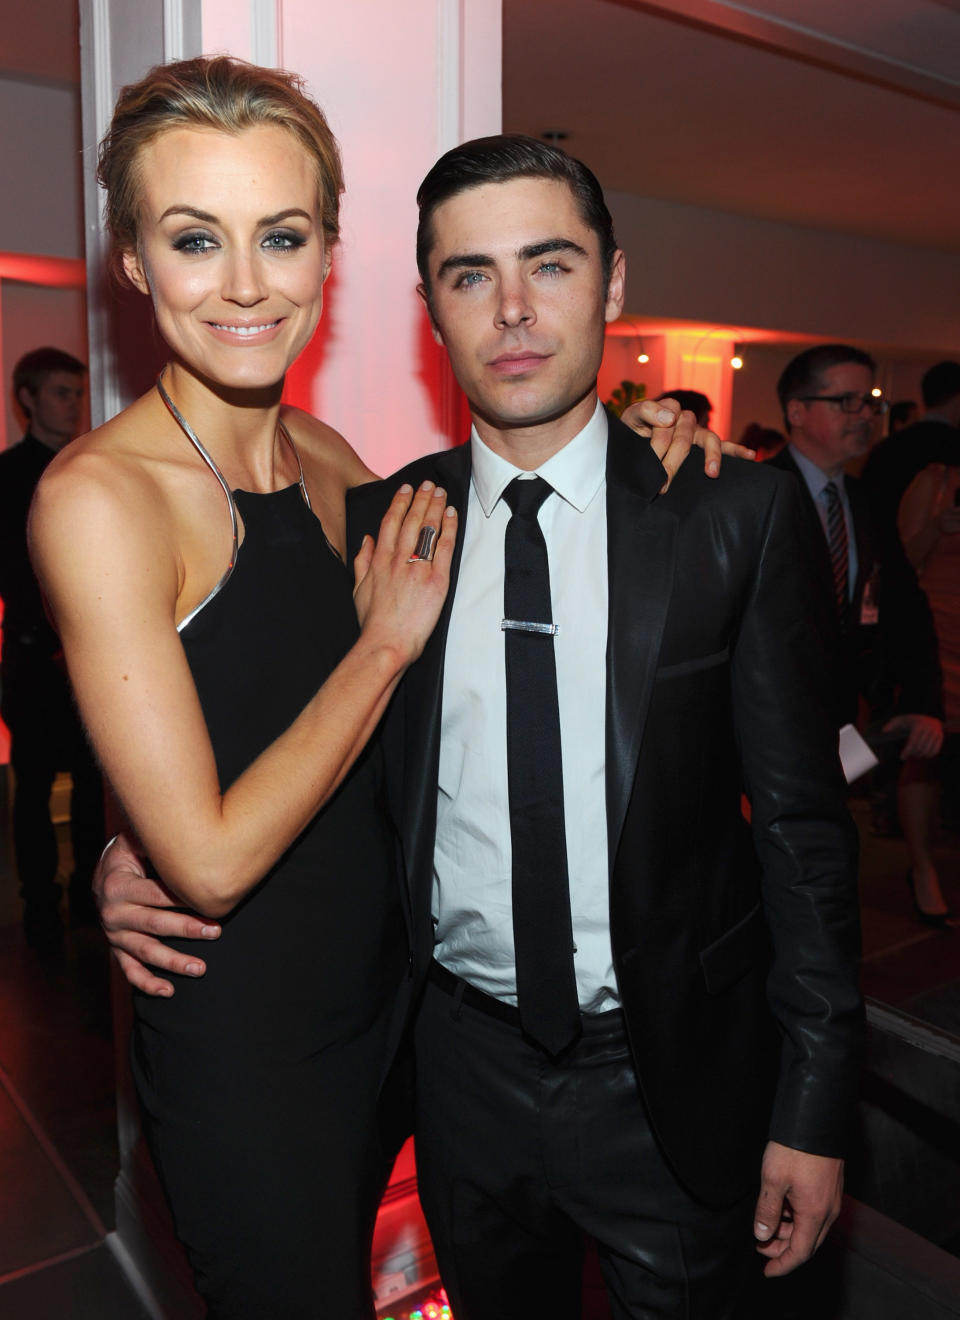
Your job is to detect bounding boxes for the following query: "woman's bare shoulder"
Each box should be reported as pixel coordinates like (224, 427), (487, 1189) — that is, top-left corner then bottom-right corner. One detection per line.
(31, 392), (192, 578)
(281, 406), (378, 489)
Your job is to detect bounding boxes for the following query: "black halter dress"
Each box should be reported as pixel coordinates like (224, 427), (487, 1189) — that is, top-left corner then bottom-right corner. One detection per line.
(131, 433), (405, 1319)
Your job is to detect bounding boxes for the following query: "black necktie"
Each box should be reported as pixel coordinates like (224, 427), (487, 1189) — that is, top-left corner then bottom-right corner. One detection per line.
(822, 480), (849, 617)
(502, 475), (581, 1056)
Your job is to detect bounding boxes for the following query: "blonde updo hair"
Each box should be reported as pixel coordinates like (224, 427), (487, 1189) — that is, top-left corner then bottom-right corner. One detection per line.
(97, 56), (344, 281)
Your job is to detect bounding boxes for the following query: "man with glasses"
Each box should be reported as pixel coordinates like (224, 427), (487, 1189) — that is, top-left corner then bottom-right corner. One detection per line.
(770, 345), (943, 874)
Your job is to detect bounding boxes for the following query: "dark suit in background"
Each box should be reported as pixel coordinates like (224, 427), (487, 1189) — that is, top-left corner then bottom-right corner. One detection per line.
(768, 446), (942, 730)
(861, 417), (960, 535)
(0, 433), (104, 942)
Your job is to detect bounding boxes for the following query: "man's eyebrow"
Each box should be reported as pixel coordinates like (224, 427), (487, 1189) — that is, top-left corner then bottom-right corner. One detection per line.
(436, 237), (588, 280)
(156, 205), (313, 226)
(518, 238), (588, 262)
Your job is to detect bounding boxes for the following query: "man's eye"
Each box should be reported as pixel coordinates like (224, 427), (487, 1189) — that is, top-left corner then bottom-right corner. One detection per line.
(537, 261), (563, 275)
(456, 271), (486, 287)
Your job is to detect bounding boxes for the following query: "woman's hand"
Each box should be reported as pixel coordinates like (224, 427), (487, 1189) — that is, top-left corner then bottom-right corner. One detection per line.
(620, 398), (755, 489)
(353, 480), (457, 667)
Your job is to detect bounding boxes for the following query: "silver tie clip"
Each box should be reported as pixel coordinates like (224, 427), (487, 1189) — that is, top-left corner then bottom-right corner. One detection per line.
(501, 619), (559, 636)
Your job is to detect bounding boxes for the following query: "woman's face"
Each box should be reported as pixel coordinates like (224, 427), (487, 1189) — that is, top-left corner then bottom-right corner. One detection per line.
(123, 123), (331, 392)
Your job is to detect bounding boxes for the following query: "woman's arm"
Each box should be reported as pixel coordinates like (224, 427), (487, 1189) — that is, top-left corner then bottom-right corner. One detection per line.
(30, 454), (454, 919)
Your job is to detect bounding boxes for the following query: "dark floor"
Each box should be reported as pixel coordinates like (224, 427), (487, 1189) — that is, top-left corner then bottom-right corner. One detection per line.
(0, 772), (957, 1318)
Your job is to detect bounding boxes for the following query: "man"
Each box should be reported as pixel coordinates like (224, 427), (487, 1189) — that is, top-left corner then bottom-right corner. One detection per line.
(770, 345), (946, 920)
(861, 360), (960, 532)
(97, 139), (862, 1316)
(0, 347), (105, 948)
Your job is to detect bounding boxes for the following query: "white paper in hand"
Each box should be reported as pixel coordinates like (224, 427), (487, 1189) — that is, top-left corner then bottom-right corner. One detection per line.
(838, 723), (879, 784)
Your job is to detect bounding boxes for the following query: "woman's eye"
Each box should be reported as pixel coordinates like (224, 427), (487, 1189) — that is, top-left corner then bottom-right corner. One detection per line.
(172, 232), (216, 253)
(263, 230), (306, 251)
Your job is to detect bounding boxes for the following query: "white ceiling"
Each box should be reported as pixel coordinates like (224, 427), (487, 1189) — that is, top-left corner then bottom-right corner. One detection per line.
(503, 0), (960, 254)
(2, 1), (958, 255)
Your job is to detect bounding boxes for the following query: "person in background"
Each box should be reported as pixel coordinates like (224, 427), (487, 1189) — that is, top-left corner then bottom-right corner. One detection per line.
(0, 347), (104, 950)
(657, 387), (712, 429)
(892, 416), (960, 927)
(887, 400), (918, 436)
(770, 344), (950, 927)
(739, 422), (785, 463)
(862, 362), (960, 534)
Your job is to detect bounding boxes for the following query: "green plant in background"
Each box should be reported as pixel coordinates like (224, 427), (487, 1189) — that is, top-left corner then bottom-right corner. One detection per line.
(605, 379), (646, 417)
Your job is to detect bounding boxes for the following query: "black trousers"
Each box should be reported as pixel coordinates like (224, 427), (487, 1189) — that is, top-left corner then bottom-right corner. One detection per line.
(2, 656), (104, 917)
(414, 969), (758, 1320)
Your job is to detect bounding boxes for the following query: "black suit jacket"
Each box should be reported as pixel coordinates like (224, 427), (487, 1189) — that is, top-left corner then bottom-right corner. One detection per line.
(348, 415), (863, 1208)
(768, 447), (942, 727)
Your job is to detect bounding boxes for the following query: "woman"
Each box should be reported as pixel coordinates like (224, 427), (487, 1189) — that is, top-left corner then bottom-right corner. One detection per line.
(29, 56), (456, 1317)
(896, 463), (960, 927)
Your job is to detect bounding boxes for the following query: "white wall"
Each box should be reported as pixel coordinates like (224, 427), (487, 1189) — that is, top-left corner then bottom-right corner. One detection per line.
(0, 76), (83, 258)
(0, 75), (87, 452)
(727, 342), (939, 451)
(609, 190), (960, 358)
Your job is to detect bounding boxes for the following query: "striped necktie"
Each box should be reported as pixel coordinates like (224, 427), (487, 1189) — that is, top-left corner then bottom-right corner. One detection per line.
(822, 480), (849, 616)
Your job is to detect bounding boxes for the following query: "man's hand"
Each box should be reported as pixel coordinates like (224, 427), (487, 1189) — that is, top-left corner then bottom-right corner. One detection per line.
(883, 713), (944, 760)
(619, 397), (755, 489)
(753, 1141), (843, 1277)
(95, 833), (220, 997)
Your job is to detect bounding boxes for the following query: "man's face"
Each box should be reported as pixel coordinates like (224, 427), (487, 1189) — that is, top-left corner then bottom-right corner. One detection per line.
(20, 371), (85, 449)
(787, 362), (878, 472)
(420, 177), (624, 456)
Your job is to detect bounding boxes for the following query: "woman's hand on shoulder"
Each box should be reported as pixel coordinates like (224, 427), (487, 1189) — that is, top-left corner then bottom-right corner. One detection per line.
(619, 398), (754, 489)
(353, 481), (457, 669)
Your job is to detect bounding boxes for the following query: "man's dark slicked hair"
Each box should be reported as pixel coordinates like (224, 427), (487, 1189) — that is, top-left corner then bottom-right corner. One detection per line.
(776, 343), (876, 430)
(416, 134), (618, 298)
(921, 361), (960, 410)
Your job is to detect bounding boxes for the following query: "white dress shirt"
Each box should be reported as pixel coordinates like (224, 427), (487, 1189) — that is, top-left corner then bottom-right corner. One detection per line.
(433, 400), (618, 1012)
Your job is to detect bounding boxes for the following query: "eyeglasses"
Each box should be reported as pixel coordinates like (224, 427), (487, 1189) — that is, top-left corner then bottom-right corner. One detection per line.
(796, 393), (889, 416)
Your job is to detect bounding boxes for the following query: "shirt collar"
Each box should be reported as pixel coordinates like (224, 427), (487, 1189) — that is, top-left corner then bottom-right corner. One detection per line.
(788, 442), (845, 502)
(469, 398), (608, 518)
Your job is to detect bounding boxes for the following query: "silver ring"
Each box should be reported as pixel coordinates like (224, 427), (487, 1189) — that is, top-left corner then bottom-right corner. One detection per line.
(408, 526), (437, 563)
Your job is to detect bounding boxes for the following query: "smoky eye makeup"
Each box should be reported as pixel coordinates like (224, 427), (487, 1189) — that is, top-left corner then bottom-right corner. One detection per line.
(170, 230), (217, 253)
(261, 229), (309, 251)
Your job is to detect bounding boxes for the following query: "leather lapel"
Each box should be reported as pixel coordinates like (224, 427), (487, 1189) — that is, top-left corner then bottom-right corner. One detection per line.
(605, 416), (678, 866)
(399, 443), (472, 886)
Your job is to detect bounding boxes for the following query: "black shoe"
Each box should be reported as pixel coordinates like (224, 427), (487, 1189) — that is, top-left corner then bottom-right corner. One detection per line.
(906, 872), (958, 930)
